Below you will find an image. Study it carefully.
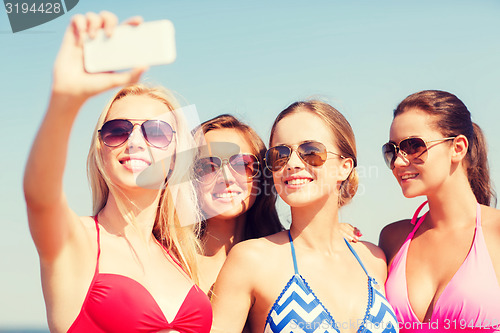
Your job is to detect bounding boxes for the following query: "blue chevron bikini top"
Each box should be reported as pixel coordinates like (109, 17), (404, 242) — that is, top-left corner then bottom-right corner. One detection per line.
(264, 231), (398, 333)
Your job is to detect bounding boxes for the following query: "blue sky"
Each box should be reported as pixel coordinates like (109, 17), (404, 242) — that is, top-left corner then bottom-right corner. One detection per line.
(1, 0), (500, 329)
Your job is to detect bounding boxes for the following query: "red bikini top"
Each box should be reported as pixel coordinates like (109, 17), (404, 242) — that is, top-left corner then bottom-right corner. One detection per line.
(67, 217), (212, 333)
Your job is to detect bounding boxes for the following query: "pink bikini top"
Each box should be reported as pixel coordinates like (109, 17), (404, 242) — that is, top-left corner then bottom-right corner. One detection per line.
(68, 217), (212, 333)
(386, 202), (500, 332)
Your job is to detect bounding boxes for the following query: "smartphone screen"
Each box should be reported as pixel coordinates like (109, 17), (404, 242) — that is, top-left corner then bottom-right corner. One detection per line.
(83, 20), (176, 73)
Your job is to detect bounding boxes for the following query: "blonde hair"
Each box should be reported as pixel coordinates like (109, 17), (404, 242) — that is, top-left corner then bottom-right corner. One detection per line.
(269, 100), (358, 207)
(87, 84), (202, 283)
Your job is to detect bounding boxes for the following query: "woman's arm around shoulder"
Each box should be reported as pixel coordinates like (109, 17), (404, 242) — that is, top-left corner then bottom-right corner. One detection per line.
(211, 237), (270, 333)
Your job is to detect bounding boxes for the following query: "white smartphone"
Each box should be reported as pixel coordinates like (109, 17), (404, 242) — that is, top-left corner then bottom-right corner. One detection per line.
(83, 20), (176, 73)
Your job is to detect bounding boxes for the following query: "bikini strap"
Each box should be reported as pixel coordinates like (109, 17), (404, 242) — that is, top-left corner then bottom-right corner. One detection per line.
(406, 201), (480, 240)
(343, 239), (370, 278)
(288, 230), (299, 274)
(166, 248), (186, 271)
(405, 201), (429, 241)
(92, 215), (101, 274)
(411, 201), (428, 225)
(476, 202), (481, 228)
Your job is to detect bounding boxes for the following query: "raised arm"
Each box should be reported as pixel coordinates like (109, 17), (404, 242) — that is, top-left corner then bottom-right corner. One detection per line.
(23, 12), (145, 261)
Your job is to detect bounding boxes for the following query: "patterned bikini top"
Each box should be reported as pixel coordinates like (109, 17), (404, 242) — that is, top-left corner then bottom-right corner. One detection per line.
(264, 231), (399, 333)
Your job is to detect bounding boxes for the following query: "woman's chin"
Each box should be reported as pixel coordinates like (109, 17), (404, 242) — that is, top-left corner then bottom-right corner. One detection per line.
(204, 205), (245, 221)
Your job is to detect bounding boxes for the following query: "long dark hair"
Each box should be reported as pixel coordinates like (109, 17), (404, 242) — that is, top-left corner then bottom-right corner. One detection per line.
(196, 114), (283, 239)
(394, 90), (496, 206)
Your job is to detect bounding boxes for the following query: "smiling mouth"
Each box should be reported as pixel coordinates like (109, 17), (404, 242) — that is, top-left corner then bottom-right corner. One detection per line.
(285, 179), (312, 185)
(401, 173), (418, 180)
(212, 191), (241, 199)
(120, 159), (151, 170)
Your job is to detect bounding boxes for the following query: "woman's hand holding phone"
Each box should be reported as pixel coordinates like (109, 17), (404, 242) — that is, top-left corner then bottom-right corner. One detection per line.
(52, 11), (146, 102)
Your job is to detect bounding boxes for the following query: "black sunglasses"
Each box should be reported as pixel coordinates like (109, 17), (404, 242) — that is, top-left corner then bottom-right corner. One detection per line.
(382, 136), (456, 169)
(99, 119), (176, 148)
(265, 141), (346, 172)
(194, 154), (260, 183)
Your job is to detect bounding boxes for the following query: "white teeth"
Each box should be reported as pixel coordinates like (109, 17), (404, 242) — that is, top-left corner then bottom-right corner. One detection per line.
(214, 192), (239, 199)
(123, 159), (149, 167)
(287, 179), (311, 185)
(401, 174), (417, 180)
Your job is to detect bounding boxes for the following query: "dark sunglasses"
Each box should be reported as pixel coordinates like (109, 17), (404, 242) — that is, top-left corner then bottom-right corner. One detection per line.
(194, 154), (260, 183)
(382, 136), (456, 169)
(99, 119), (176, 148)
(265, 141), (346, 172)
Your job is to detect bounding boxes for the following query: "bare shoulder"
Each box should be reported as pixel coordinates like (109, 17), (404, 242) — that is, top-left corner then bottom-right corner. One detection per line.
(356, 240), (386, 261)
(79, 215), (97, 231)
(379, 219), (414, 241)
(216, 231), (289, 293)
(481, 205), (500, 279)
(482, 205), (500, 234)
(481, 205), (500, 252)
(227, 230), (289, 263)
(350, 241), (387, 281)
(378, 219), (413, 265)
(66, 215), (99, 248)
